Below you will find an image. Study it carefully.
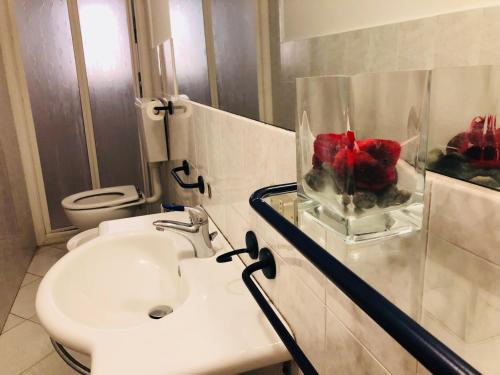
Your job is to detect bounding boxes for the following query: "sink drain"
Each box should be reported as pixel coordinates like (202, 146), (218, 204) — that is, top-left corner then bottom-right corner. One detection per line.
(148, 305), (173, 319)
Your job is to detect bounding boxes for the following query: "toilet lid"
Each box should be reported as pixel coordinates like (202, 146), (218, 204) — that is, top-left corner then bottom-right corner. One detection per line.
(62, 185), (141, 210)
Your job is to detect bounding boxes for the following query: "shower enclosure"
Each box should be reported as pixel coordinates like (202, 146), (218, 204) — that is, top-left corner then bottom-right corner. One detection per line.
(13, 0), (144, 234)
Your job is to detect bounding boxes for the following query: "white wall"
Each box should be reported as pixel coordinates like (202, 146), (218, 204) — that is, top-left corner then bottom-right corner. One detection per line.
(282, 0), (500, 41)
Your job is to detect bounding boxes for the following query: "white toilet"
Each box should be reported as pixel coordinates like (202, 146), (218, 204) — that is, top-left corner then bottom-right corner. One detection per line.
(61, 185), (145, 230)
(61, 98), (168, 236)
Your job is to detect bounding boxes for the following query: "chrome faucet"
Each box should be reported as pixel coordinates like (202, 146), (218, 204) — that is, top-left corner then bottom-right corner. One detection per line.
(153, 206), (217, 258)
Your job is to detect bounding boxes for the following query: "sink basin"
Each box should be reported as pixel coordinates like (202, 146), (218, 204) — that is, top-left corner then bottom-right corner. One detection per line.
(51, 232), (190, 330)
(36, 212), (290, 375)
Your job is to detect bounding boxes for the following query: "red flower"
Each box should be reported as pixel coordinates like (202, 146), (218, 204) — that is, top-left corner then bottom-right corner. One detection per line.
(446, 115), (500, 167)
(312, 132), (402, 192)
(357, 139), (401, 168)
(313, 133), (344, 164)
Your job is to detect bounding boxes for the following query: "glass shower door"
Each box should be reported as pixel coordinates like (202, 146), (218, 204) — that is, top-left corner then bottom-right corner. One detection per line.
(14, 0), (143, 231)
(14, 0), (93, 230)
(77, 0), (143, 189)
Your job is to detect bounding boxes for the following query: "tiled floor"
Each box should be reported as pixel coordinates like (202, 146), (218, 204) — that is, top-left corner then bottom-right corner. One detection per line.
(0, 243), (91, 374)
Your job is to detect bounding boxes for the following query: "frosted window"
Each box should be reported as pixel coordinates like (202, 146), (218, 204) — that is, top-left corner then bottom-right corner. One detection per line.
(14, 0), (92, 229)
(78, 0), (143, 189)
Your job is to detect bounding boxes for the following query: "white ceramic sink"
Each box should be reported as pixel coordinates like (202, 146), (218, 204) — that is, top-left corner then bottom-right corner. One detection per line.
(50, 232), (190, 330)
(36, 212), (290, 375)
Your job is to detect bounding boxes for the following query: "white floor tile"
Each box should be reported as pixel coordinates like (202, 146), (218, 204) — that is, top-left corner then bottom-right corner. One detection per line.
(1, 314), (24, 334)
(10, 279), (41, 319)
(21, 274), (41, 288)
(28, 314), (40, 324)
(49, 242), (69, 252)
(21, 352), (79, 375)
(0, 321), (52, 374)
(27, 247), (66, 277)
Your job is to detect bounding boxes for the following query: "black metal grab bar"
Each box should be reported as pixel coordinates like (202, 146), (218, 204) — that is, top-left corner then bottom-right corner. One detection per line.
(249, 183), (480, 375)
(171, 160), (205, 194)
(242, 248), (319, 375)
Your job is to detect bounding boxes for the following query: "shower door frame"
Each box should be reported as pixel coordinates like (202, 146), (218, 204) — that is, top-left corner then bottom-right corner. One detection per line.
(3, 0), (145, 245)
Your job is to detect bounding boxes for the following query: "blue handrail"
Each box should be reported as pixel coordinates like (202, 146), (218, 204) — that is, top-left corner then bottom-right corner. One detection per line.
(249, 183), (479, 375)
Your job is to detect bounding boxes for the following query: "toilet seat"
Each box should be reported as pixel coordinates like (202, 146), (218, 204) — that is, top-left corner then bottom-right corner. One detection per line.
(61, 186), (141, 211)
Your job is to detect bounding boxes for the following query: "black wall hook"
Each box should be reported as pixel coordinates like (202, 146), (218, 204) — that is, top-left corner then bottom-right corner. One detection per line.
(216, 231), (259, 263)
(171, 160), (205, 194)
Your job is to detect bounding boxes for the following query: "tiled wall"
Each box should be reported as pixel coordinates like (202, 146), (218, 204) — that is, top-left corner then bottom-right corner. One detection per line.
(421, 173), (500, 374)
(165, 100), (424, 374)
(162, 6), (500, 374)
(165, 99), (500, 374)
(0, 45), (36, 330)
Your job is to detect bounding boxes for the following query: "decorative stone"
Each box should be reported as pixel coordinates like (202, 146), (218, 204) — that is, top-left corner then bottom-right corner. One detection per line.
(352, 191), (377, 209)
(395, 189), (412, 204)
(341, 193), (351, 206)
(304, 169), (326, 191)
(469, 176), (498, 188)
(377, 185), (411, 208)
(427, 148), (444, 166)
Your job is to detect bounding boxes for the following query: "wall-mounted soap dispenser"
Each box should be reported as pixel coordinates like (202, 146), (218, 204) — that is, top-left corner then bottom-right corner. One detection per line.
(296, 70), (430, 243)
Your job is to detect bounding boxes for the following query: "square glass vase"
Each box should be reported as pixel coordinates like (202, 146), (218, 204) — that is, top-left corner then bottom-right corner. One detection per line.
(296, 70), (430, 244)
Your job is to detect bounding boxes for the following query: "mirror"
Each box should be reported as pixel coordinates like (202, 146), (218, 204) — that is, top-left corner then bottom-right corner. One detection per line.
(169, 1), (500, 132)
(169, 0), (500, 192)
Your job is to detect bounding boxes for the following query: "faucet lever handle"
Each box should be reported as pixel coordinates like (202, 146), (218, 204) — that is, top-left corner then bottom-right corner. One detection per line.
(186, 205), (208, 225)
(216, 231), (258, 263)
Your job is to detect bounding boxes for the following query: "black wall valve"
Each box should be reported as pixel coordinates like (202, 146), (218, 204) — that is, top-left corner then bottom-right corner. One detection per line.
(216, 231), (259, 263)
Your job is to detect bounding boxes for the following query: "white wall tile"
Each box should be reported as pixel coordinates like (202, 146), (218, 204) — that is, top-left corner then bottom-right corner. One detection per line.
(326, 226), (426, 319)
(309, 33), (346, 77)
(479, 6), (500, 65)
(167, 100), (424, 374)
(397, 17), (436, 70)
(429, 173), (500, 266)
(434, 9), (482, 68)
(326, 280), (418, 374)
(345, 29), (371, 75)
(276, 267), (326, 374)
(423, 232), (500, 344)
(368, 24), (398, 73)
(325, 308), (390, 374)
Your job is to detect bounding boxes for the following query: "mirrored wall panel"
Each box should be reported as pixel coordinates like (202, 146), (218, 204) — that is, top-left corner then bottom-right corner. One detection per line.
(211, 0), (260, 120)
(169, 0), (211, 105)
(171, 3), (500, 129)
(170, 1), (500, 191)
